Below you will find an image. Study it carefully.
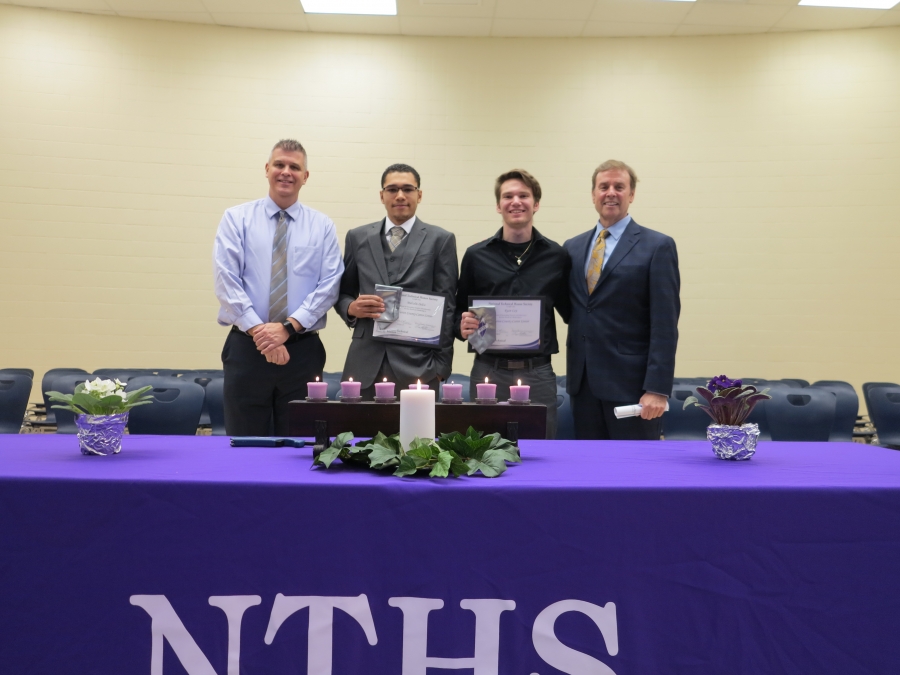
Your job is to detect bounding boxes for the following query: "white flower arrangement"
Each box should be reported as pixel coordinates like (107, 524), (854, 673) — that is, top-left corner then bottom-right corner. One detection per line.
(47, 377), (154, 416)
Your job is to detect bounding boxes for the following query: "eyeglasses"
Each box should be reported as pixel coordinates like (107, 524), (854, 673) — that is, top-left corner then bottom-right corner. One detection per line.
(381, 185), (419, 195)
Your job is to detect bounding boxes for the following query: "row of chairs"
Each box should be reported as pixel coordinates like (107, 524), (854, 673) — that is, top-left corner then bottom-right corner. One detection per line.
(3, 368), (900, 444)
(0, 368), (226, 435)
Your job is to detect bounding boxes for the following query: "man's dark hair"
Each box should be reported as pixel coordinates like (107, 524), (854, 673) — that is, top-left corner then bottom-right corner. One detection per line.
(494, 169), (542, 204)
(381, 163), (421, 188)
(271, 139), (307, 163)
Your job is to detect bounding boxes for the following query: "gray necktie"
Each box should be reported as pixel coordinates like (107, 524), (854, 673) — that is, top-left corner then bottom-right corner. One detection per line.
(268, 210), (289, 324)
(388, 226), (406, 252)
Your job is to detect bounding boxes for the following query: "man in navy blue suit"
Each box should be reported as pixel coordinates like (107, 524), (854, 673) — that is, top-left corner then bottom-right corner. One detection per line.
(564, 160), (680, 440)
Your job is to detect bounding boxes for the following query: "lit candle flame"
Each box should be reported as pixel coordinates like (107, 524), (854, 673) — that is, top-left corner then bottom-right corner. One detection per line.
(485, 377), (489, 383)
(383, 377), (387, 382)
(518, 379), (522, 386)
(349, 377), (353, 382)
(315, 376), (319, 382)
(417, 379), (422, 390)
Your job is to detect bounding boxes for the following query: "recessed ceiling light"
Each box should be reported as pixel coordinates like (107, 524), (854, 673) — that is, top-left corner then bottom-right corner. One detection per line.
(300, 0), (397, 15)
(799, 0), (898, 8)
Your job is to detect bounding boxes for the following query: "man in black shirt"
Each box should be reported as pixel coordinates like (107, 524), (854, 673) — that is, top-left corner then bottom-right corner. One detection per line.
(456, 169), (571, 438)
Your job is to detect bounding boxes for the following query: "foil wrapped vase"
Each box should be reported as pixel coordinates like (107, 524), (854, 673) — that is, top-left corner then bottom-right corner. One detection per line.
(76, 413), (129, 456)
(707, 423), (759, 461)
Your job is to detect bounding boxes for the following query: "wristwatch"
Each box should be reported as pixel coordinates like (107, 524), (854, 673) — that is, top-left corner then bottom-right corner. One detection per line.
(282, 320), (297, 337)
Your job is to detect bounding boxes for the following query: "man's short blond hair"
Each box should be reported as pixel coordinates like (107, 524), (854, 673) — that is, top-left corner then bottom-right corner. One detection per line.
(591, 160), (638, 191)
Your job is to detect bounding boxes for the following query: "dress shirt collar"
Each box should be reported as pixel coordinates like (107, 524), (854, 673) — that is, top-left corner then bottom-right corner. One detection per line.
(593, 214), (631, 243)
(383, 215), (417, 235)
(264, 196), (301, 222)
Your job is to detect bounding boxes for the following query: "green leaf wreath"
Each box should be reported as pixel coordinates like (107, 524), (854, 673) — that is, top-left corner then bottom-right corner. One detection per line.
(313, 426), (521, 478)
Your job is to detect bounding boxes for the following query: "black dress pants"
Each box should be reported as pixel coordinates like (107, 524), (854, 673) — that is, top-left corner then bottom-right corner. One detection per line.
(571, 367), (662, 441)
(222, 328), (326, 436)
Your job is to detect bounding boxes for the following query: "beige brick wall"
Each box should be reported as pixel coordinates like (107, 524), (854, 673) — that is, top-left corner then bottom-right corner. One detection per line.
(1, 4), (899, 403)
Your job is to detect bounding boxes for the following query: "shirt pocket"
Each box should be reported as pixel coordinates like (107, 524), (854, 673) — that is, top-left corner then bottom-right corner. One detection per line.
(292, 245), (322, 276)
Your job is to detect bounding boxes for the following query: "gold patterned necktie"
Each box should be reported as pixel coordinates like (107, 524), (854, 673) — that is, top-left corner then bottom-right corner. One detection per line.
(585, 228), (610, 295)
(388, 226), (406, 252)
(269, 210), (289, 324)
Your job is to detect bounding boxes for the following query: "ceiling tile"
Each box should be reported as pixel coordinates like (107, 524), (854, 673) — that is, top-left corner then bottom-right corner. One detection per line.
(399, 15), (492, 35)
(589, 0), (695, 24)
(396, 0), (496, 17)
(582, 20), (679, 36)
(490, 17), (586, 35)
(493, 0), (597, 21)
(106, 0), (209, 11)
(211, 12), (310, 31)
(304, 13), (401, 34)
(674, 21), (769, 33)
(681, 2), (791, 26)
(111, 10), (216, 23)
(772, 6), (885, 31)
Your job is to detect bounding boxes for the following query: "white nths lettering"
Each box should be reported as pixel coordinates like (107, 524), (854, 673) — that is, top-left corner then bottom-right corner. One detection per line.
(388, 597), (516, 675)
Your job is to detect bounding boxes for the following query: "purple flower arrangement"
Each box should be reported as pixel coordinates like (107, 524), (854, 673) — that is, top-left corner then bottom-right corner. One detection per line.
(683, 375), (772, 426)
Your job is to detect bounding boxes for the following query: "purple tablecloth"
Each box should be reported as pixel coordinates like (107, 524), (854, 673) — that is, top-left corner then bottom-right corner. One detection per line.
(2, 434), (899, 674)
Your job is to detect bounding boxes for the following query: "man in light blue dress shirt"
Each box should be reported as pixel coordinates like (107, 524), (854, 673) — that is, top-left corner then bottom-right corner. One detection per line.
(213, 139), (344, 435)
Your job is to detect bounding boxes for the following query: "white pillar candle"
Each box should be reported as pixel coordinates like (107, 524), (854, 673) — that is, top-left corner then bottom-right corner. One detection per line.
(399, 381), (435, 448)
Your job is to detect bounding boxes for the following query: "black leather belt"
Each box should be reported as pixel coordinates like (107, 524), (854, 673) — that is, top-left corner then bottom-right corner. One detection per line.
(230, 325), (318, 345)
(475, 355), (551, 370)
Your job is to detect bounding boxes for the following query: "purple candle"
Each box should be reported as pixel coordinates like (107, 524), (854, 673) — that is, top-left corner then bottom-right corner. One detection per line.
(340, 378), (361, 398)
(509, 379), (530, 401)
(408, 383), (430, 390)
(442, 382), (463, 400)
(374, 378), (395, 399)
(307, 377), (328, 399)
(475, 378), (496, 400)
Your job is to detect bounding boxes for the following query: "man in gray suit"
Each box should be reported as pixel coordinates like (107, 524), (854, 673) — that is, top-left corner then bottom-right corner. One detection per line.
(335, 164), (458, 399)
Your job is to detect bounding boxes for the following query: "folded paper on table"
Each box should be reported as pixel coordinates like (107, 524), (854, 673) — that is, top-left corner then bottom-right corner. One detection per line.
(372, 290), (445, 349)
(469, 296), (542, 353)
(614, 402), (671, 419)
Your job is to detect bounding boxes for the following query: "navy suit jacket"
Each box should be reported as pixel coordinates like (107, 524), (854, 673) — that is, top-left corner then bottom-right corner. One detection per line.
(564, 219), (680, 402)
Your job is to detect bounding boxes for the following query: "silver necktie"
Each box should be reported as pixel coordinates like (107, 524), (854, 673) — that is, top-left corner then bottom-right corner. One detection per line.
(388, 226), (406, 252)
(268, 210), (289, 324)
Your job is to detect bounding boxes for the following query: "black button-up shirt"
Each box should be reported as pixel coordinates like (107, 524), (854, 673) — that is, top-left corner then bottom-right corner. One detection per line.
(454, 227), (572, 357)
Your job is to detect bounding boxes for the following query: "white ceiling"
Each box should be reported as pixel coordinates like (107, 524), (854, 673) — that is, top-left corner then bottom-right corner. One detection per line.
(3, 0), (899, 37)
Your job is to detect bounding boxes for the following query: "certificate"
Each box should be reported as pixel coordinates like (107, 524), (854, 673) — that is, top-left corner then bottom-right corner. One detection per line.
(372, 290), (445, 349)
(469, 296), (543, 354)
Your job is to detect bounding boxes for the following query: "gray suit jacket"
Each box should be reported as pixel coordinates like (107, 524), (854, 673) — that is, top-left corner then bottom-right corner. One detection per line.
(335, 218), (458, 388)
